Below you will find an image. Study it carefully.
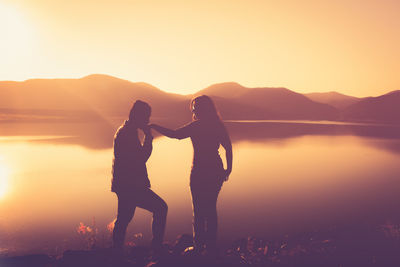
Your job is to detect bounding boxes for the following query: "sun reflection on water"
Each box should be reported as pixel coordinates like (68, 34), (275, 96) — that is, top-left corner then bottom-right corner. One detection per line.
(0, 161), (10, 199)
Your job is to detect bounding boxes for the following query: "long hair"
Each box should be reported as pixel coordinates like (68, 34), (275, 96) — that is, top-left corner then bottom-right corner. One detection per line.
(190, 95), (221, 122)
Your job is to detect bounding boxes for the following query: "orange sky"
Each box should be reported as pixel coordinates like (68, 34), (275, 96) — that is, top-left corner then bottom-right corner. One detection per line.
(1, 0), (399, 96)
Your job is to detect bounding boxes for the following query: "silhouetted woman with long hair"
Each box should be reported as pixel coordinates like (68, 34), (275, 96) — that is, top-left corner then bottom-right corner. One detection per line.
(151, 95), (232, 254)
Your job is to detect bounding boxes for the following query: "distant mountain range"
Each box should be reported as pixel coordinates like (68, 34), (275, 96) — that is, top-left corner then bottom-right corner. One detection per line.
(199, 82), (338, 120)
(0, 74), (191, 125)
(305, 91), (361, 109)
(0, 74), (399, 124)
(341, 90), (400, 123)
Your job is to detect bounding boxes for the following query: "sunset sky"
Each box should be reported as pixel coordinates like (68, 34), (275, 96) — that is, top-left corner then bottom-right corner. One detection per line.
(1, 0), (399, 96)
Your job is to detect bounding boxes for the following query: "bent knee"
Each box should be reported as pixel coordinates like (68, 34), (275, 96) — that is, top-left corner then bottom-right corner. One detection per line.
(115, 216), (131, 227)
(157, 200), (168, 216)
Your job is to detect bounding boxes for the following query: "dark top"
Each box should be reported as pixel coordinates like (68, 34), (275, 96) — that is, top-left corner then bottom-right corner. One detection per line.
(111, 120), (152, 193)
(174, 119), (228, 170)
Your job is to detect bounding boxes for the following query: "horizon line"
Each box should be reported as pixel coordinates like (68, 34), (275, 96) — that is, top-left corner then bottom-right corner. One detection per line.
(0, 73), (396, 98)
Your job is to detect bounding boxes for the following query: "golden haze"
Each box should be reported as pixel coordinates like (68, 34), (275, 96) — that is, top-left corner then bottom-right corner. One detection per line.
(1, 0), (399, 97)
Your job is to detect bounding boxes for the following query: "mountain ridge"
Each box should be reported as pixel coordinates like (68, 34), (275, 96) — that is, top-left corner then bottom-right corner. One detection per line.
(0, 74), (398, 124)
(305, 91), (361, 109)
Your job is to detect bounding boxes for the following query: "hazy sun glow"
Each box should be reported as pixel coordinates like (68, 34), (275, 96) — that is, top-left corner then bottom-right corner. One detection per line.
(0, 0), (399, 96)
(0, 162), (10, 199)
(0, 2), (35, 75)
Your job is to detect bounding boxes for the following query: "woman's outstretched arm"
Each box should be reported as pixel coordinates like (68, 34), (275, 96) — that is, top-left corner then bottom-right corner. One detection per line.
(150, 123), (193, 140)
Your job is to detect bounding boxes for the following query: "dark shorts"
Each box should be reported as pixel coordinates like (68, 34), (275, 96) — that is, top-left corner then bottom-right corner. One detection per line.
(190, 158), (224, 192)
(115, 187), (167, 222)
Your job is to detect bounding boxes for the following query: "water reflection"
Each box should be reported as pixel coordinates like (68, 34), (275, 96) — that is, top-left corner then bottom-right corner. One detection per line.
(2, 120), (400, 152)
(226, 121), (400, 141)
(1, 121), (400, 254)
(0, 161), (10, 199)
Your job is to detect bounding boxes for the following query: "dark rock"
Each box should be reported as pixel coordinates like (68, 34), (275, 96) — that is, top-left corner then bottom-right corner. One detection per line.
(0, 254), (53, 267)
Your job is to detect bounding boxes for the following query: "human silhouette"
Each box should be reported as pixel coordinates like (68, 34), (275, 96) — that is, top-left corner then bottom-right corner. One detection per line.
(150, 95), (232, 254)
(111, 100), (168, 251)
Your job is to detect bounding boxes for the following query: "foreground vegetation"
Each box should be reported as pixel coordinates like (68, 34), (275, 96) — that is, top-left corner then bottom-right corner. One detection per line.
(1, 221), (400, 267)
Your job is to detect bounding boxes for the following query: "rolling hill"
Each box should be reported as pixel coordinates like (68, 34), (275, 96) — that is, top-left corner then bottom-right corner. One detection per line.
(0, 74), (190, 124)
(305, 91), (361, 109)
(196, 82), (339, 120)
(342, 90), (400, 123)
(0, 75), (398, 124)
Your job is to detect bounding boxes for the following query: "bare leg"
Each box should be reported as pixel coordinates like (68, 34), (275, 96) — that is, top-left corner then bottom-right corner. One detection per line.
(191, 184), (221, 252)
(204, 190), (219, 250)
(113, 193), (136, 248)
(135, 188), (168, 248)
(191, 188), (207, 250)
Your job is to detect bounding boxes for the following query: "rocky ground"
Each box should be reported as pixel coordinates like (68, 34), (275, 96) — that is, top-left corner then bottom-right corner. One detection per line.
(1, 222), (400, 267)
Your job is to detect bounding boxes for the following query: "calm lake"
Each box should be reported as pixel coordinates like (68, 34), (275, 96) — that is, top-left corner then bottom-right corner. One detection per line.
(1, 120), (400, 255)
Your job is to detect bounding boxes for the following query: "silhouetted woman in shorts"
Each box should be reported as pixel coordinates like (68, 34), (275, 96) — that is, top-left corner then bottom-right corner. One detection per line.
(151, 95), (232, 253)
